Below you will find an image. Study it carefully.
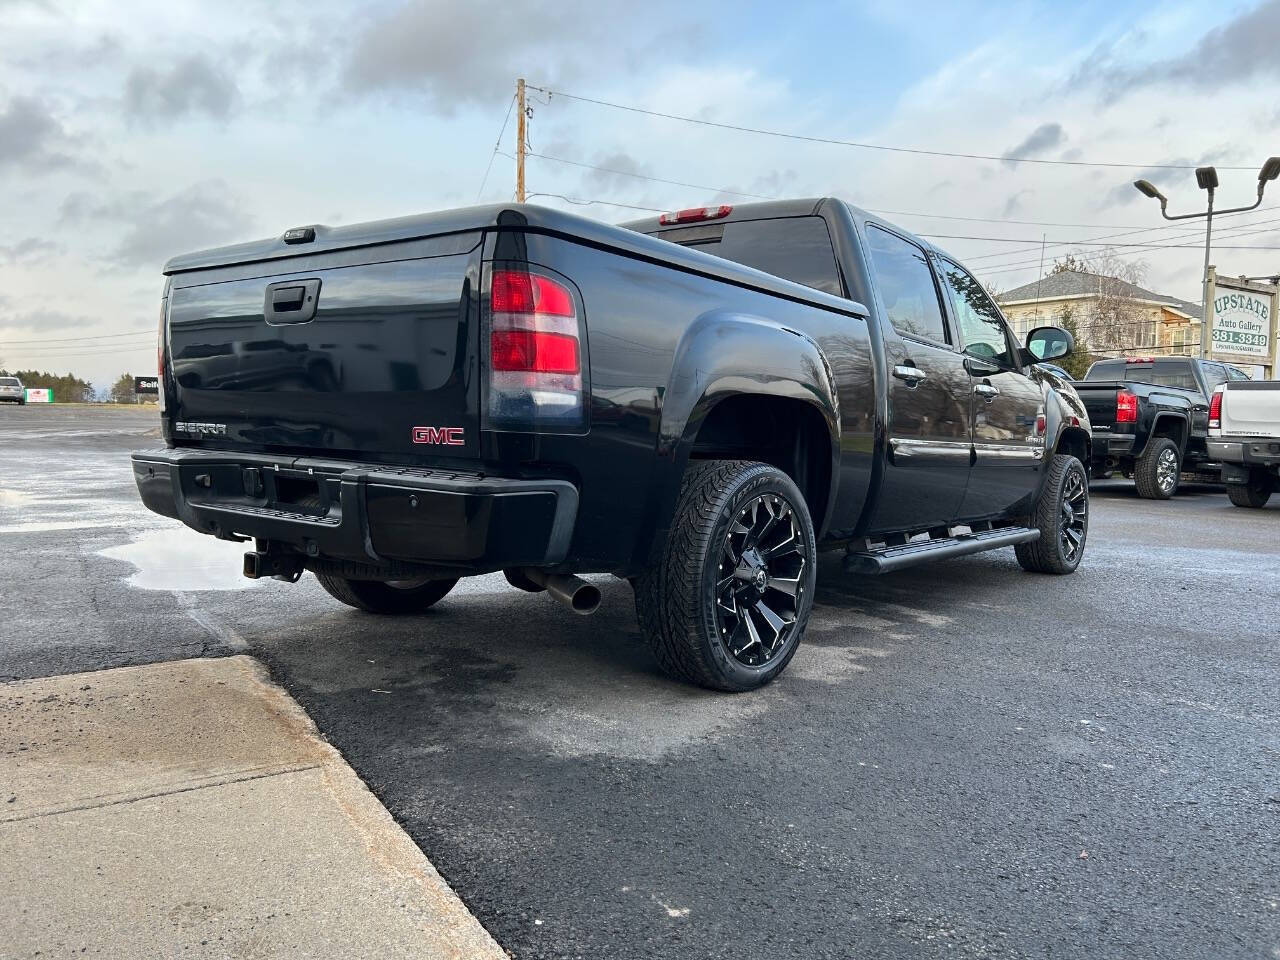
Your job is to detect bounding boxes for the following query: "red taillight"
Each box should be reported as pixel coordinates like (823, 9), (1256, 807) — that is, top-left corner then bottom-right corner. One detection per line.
(1116, 390), (1138, 423)
(490, 329), (580, 374)
(157, 298), (167, 411)
(1034, 413), (1046, 436)
(490, 269), (574, 317)
(485, 267), (584, 430)
(1208, 387), (1223, 429)
(658, 205), (732, 225)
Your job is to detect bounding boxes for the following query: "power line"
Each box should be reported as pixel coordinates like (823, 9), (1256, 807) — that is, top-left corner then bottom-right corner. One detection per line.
(519, 146), (1280, 266)
(0, 329), (152, 346)
(920, 232), (1280, 251)
(524, 192), (663, 213)
(958, 207), (1280, 265)
(475, 93), (518, 202)
(525, 149), (1226, 232)
(7, 346), (153, 361)
(523, 151), (777, 200)
(527, 84), (1261, 171)
(975, 216), (1280, 276)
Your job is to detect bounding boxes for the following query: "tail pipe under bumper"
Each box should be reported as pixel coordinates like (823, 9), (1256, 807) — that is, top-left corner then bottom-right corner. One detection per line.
(521, 568), (601, 615)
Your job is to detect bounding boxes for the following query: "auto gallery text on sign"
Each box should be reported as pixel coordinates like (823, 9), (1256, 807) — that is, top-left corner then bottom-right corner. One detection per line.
(1208, 271), (1278, 366)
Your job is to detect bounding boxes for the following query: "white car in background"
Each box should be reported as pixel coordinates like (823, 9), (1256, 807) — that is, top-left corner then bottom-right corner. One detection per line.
(0, 376), (25, 404)
(1208, 380), (1280, 508)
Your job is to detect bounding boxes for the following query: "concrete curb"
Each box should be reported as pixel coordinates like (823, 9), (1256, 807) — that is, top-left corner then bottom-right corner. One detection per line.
(0, 655), (507, 959)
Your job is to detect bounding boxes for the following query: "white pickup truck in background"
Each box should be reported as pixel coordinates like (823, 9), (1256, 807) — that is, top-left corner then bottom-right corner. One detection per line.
(1208, 381), (1280, 508)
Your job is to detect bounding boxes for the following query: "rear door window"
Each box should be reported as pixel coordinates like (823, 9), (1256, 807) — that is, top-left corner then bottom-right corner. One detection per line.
(864, 225), (950, 344)
(656, 216), (844, 297)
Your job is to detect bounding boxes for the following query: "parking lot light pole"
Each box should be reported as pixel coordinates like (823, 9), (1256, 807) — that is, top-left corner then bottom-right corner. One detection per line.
(1133, 157), (1280, 359)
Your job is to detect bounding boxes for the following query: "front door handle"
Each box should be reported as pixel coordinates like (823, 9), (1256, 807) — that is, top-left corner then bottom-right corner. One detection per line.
(893, 364), (927, 385)
(973, 383), (1000, 401)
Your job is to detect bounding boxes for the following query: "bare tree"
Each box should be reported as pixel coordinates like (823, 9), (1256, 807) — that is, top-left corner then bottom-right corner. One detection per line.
(1050, 249), (1152, 354)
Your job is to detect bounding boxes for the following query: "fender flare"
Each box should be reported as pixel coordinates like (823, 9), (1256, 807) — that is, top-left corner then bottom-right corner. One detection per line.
(1148, 411), (1190, 455)
(651, 310), (843, 539)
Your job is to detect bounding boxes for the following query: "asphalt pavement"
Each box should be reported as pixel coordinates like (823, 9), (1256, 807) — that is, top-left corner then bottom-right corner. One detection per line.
(2, 404), (1277, 959)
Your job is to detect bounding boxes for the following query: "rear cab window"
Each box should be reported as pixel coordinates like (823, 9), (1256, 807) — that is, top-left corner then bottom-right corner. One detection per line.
(651, 216), (844, 297)
(1085, 359), (1199, 390)
(863, 224), (950, 344)
(0, 378), (20, 387)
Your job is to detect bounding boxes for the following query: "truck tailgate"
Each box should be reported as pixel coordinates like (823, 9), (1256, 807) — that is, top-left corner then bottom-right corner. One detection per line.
(1221, 381), (1280, 437)
(1072, 381), (1124, 428)
(166, 237), (481, 460)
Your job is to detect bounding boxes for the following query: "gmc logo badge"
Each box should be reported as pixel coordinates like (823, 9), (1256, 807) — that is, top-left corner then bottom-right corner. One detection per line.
(412, 426), (465, 446)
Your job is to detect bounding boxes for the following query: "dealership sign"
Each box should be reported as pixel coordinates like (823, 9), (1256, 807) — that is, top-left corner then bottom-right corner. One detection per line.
(1207, 270), (1278, 371)
(134, 376), (160, 396)
(24, 388), (53, 403)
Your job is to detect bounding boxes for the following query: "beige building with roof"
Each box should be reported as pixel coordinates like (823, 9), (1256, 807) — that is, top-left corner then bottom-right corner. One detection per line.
(997, 270), (1202, 358)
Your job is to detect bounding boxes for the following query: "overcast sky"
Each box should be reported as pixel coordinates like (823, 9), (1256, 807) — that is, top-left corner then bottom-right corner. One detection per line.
(2, 0), (1279, 385)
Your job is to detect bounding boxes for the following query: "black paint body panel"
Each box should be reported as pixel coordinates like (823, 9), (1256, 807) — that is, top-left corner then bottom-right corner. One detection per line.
(140, 199), (1088, 577)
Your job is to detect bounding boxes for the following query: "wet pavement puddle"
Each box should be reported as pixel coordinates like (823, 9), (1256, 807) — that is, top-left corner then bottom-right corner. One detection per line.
(98, 527), (263, 592)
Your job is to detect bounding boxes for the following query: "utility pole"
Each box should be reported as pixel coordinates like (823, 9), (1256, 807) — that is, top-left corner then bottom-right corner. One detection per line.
(515, 77), (526, 203)
(1199, 185), (1214, 359)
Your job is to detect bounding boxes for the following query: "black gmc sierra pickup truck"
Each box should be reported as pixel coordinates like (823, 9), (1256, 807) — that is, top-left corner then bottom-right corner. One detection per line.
(1074, 355), (1245, 498)
(132, 198), (1091, 691)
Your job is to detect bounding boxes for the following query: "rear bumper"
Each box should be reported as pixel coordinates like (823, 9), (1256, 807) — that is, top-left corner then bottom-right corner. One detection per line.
(1090, 430), (1135, 462)
(131, 447), (578, 573)
(1208, 437), (1280, 479)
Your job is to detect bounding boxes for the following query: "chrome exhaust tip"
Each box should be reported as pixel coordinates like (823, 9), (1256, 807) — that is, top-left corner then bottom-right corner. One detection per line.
(521, 569), (601, 616)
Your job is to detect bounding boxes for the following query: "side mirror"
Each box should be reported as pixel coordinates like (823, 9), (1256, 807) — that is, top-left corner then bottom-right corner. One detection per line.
(1026, 325), (1074, 363)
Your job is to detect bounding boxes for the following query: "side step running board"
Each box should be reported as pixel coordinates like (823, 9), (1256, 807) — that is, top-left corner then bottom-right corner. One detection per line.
(844, 526), (1040, 575)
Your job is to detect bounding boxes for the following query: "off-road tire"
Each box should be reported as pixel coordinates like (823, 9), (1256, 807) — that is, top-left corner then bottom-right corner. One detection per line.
(634, 460), (817, 692)
(1226, 471), (1273, 508)
(1134, 437), (1180, 500)
(1015, 453), (1088, 575)
(314, 572), (458, 614)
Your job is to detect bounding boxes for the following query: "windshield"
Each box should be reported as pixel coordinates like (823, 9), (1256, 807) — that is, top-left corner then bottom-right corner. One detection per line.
(0, 378), (21, 387)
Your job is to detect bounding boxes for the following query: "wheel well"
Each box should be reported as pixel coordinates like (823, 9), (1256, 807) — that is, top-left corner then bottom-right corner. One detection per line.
(1150, 415), (1188, 449)
(1056, 425), (1090, 466)
(689, 395), (833, 530)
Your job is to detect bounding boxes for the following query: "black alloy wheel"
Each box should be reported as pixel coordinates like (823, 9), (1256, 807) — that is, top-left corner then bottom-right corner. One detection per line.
(1016, 453), (1089, 575)
(1059, 465), (1088, 564)
(635, 460), (817, 691)
(715, 494), (808, 667)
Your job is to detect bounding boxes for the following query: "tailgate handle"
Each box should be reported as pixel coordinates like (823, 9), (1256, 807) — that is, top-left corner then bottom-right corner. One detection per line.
(264, 278), (321, 325)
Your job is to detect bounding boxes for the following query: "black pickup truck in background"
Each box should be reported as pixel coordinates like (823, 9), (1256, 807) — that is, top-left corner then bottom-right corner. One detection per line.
(133, 198), (1091, 691)
(1074, 356), (1246, 499)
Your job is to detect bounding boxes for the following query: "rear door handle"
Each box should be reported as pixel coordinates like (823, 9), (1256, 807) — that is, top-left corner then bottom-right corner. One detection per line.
(893, 364), (927, 385)
(973, 383), (1000, 401)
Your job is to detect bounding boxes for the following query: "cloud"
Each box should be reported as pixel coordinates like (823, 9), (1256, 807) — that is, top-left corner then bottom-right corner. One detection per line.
(342, 0), (706, 107)
(1085, 0), (1280, 98)
(0, 308), (96, 333)
(1002, 123), (1065, 166)
(0, 237), (62, 264)
(61, 180), (254, 269)
(1002, 190), (1033, 217)
(123, 54), (239, 122)
(0, 96), (79, 172)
